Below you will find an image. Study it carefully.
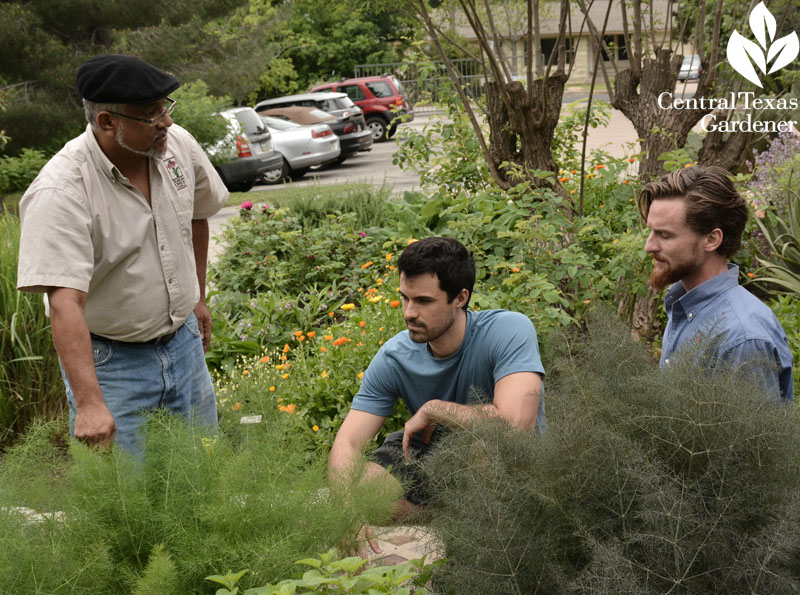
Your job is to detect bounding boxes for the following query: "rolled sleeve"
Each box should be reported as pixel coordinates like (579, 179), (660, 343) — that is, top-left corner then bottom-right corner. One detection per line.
(190, 138), (228, 219)
(722, 338), (793, 401)
(17, 188), (94, 293)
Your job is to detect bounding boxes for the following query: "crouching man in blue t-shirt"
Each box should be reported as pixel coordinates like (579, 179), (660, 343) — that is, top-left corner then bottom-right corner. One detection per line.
(328, 236), (546, 555)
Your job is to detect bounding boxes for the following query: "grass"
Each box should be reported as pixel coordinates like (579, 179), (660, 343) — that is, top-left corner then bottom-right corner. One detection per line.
(0, 212), (64, 446)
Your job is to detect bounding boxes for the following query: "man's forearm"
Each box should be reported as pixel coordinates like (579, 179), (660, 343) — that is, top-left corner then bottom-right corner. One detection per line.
(48, 295), (104, 408)
(191, 218), (209, 299)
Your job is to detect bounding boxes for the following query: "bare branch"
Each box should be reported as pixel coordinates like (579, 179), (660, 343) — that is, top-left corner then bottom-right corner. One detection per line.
(481, 0), (513, 82)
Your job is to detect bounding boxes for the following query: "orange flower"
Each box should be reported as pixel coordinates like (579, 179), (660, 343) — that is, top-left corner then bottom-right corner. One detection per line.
(324, 334), (333, 341)
(623, 180), (630, 185)
(379, 340), (384, 345)
(320, 346), (328, 353)
(558, 177), (569, 182)
(333, 337), (347, 346)
(269, 386), (276, 392)
(231, 402), (242, 411)
(570, 190), (576, 194)
(307, 331), (316, 338)
(378, 327), (384, 332)
(321, 370), (328, 379)
(746, 271), (756, 278)
(260, 356), (270, 363)
(286, 403), (296, 414)
(360, 261), (374, 269)
(628, 157), (636, 163)
(511, 267), (520, 273)
(242, 369), (249, 376)
(357, 341), (364, 346)
(389, 300), (400, 308)
(359, 320), (366, 327)
(297, 335), (305, 342)
(281, 373), (289, 379)
(275, 364), (285, 370)
(358, 372), (364, 379)
(328, 312), (334, 317)
(386, 253), (392, 261)
(282, 344), (290, 353)
(571, 169), (578, 174)
(407, 238), (418, 245)
(293, 330), (303, 337)
(594, 164), (605, 170)
(312, 425), (319, 432)
(357, 287), (364, 292)
(280, 354), (287, 361)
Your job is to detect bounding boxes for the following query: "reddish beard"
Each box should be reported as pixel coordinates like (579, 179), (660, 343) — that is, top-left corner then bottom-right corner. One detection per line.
(649, 257), (700, 291)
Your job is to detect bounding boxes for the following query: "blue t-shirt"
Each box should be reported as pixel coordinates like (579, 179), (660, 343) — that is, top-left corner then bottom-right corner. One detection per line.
(661, 264), (794, 400)
(352, 309), (547, 428)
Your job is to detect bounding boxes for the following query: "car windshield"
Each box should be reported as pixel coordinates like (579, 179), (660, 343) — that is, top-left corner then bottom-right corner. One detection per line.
(260, 116), (300, 130)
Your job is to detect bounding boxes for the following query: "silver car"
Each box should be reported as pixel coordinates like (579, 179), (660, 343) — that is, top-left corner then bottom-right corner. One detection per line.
(259, 115), (341, 184)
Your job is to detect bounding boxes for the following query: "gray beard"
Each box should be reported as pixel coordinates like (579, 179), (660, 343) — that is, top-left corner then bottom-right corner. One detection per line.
(115, 127), (166, 159)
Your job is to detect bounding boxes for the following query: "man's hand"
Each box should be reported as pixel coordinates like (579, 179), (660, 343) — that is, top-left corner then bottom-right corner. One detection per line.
(402, 403), (437, 461)
(73, 401), (116, 448)
(347, 524), (382, 559)
(194, 300), (212, 352)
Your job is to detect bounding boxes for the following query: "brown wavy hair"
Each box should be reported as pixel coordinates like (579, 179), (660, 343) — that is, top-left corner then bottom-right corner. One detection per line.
(638, 166), (748, 258)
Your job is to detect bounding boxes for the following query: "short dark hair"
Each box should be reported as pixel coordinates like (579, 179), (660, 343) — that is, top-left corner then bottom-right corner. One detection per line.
(397, 237), (476, 309)
(638, 165), (749, 258)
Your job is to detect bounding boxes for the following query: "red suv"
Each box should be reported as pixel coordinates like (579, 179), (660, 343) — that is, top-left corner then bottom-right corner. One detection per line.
(310, 76), (414, 142)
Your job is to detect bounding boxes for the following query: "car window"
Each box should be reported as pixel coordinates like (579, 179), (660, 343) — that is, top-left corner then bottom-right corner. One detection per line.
(340, 84), (366, 101)
(365, 81), (393, 98)
(260, 116), (299, 130)
(233, 109), (264, 135)
(393, 78), (407, 96)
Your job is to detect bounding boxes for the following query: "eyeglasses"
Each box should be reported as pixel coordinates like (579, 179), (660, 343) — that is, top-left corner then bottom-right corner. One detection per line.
(107, 98), (176, 127)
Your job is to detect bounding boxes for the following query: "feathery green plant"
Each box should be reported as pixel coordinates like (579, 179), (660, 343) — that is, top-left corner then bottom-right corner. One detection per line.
(0, 411), (396, 593)
(423, 309), (800, 594)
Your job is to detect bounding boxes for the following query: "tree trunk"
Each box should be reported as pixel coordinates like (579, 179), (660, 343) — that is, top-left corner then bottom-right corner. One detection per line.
(698, 128), (754, 172)
(485, 73), (567, 188)
(611, 49), (712, 181)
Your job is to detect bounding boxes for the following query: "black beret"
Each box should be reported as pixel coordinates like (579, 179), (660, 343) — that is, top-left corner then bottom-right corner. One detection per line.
(76, 54), (180, 104)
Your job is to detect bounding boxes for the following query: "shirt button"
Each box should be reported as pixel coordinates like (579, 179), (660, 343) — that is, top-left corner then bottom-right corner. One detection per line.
(688, 312), (693, 318)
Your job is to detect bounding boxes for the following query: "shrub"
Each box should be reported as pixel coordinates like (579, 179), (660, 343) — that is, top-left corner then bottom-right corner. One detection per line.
(0, 148), (49, 194)
(0, 212), (63, 446)
(169, 80), (231, 166)
(0, 413), (396, 593)
(423, 310), (800, 594)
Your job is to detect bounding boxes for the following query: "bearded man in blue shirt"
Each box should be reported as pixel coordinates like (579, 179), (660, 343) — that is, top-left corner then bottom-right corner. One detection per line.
(640, 165), (793, 401)
(328, 237), (545, 555)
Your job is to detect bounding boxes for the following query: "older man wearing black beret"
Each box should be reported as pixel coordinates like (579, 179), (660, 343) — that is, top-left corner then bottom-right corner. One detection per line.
(17, 55), (228, 453)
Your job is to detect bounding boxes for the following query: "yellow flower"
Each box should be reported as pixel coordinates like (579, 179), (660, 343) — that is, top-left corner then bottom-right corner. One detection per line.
(358, 372), (364, 379)
(583, 299), (592, 304)
(386, 253), (392, 261)
(357, 287), (364, 292)
(321, 370), (328, 379)
(269, 386), (276, 392)
(407, 238), (418, 245)
(341, 303), (355, 311)
(684, 162), (692, 168)
(312, 425), (319, 432)
(281, 373), (289, 379)
(276, 364), (285, 370)
(369, 296), (382, 303)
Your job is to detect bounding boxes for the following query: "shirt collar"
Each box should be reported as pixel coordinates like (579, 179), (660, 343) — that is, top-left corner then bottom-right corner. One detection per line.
(84, 124), (127, 183)
(665, 264), (740, 311)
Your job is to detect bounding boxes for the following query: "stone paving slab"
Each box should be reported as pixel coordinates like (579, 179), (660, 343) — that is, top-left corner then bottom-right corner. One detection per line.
(366, 525), (444, 566)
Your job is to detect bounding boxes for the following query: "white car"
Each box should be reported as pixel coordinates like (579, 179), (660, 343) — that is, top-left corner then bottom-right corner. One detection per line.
(259, 115), (341, 184)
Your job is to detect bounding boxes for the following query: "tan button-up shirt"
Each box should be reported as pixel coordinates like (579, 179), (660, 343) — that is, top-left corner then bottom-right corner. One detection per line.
(17, 124), (228, 341)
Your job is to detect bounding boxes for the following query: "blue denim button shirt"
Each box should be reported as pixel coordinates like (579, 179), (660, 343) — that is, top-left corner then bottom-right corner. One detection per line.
(661, 264), (794, 400)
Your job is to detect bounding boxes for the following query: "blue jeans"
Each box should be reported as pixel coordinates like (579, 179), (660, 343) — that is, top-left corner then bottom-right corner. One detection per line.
(61, 312), (218, 454)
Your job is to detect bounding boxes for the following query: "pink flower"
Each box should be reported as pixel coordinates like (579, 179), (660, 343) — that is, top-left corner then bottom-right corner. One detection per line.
(358, 231), (367, 238)
(240, 201), (253, 210)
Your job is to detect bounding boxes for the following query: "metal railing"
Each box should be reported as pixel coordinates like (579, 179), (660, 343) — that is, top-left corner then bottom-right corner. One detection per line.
(354, 59), (485, 108)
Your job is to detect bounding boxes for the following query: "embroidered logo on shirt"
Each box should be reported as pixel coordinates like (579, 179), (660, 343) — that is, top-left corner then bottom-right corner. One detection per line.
(163, 156), (187, 190)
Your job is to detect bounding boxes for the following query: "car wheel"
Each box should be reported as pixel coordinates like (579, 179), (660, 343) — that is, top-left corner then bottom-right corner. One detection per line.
(366, 117), (388, 142)
(289, 167), (309, 180)
(334, 154), (348, 165)
(387, 124), (398, 138)
(262, 158), (288, 185)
